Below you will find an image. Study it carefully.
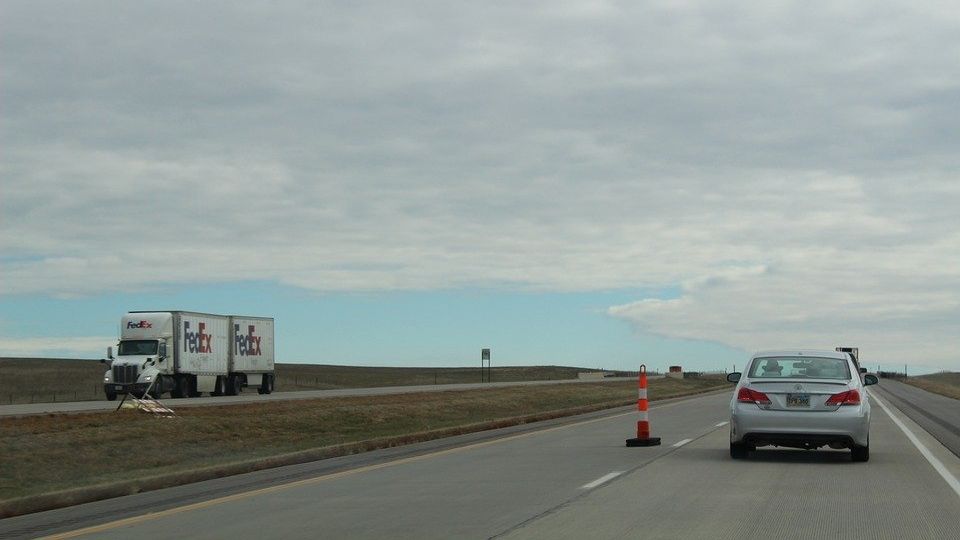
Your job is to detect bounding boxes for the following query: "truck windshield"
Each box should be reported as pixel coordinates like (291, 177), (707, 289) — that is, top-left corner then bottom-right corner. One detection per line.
(118, 340), (158, 355)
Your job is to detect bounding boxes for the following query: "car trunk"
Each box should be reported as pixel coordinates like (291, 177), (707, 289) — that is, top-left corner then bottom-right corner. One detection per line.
(746, 379), (852, 411)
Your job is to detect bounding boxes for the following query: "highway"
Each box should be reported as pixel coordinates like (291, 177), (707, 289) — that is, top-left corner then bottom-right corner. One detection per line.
(2, 383), (959, 539)
(0, 377), (638, 417)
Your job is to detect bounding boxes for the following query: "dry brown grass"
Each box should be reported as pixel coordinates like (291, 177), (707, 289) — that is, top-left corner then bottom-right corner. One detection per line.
(0, 358), (107, 404)
(904, 372), (960, 400)
(0, 376), (725, 503)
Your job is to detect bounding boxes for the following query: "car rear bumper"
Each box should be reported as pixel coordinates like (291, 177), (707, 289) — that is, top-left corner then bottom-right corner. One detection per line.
(730, 403), (870, 447)
(741, 432), (856, 450)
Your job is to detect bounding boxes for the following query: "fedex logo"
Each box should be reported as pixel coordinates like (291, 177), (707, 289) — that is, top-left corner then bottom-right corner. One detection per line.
(127, 320), (153, 329)
(184, 321), (213, 353)
(235, 324), (262, 356)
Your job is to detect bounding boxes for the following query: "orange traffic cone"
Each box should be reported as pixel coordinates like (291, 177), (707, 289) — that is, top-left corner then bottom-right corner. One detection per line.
(626, 364), (661, 447)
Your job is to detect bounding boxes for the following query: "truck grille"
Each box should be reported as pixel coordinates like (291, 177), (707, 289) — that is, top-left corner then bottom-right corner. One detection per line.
(113, 365), (138, 384)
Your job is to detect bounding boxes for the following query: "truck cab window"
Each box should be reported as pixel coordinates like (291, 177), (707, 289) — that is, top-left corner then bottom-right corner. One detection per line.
(118, 340), (158, 355)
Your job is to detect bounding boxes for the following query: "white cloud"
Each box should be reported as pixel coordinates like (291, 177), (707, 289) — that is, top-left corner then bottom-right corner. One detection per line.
(1, 1), (959, 366)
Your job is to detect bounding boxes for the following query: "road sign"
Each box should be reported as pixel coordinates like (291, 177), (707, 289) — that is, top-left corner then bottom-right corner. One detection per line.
(481, 348), (491, 382)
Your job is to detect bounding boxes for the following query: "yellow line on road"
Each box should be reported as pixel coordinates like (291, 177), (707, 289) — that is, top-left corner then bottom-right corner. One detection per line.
(42, 396), (702, 539)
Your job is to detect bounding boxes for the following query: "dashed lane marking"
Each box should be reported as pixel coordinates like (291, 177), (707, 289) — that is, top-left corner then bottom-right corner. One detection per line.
(580, 472), (624, 490)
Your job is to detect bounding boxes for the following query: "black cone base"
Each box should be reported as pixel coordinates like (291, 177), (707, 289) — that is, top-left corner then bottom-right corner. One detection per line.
(625, 437), (661, 447)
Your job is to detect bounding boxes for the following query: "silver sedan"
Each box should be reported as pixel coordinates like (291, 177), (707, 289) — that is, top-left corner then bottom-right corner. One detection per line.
(727, 350), (879, 461)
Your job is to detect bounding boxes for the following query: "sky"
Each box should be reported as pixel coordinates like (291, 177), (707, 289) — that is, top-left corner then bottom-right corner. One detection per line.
(1, 1), (958, 373)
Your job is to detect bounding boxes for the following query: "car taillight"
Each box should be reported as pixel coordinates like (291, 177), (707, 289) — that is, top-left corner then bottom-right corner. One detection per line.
(737, 387), (771, 405)
(825, 389), (861, 406)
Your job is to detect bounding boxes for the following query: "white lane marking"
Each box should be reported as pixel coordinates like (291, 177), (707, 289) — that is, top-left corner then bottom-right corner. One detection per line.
(871, 390), (960, 499)
(672, 438), (693, 447)
(715, 421), (729, 427)
(580, 471), (624, 490)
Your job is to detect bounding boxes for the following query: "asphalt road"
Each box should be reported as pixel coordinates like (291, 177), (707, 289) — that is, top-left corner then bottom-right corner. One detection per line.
(0, 377), (639, 417)
(3, 382), (959, 539)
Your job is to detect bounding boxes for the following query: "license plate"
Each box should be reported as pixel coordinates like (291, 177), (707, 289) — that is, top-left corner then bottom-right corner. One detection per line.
(114, 385), (125, 391)
(786, 393), (810, 407)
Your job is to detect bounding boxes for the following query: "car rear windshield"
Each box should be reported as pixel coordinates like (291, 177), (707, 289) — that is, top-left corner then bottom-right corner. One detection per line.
(748, 356), (851, 380)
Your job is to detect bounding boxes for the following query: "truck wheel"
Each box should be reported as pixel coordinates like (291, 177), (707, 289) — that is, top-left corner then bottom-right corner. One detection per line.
(105, 391), (117, 401)
(147, 378), (162, 399)
(225, 375), (241, 396)
(258, 374), (274, 395)
(170, 376), (185, 398)
(211, 376), (224, 397)
(187, 376), (201, 398)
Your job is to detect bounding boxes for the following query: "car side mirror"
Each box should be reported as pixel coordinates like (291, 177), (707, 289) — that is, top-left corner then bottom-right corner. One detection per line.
(726, 372), (741, 383)
(859, 367), (867, 374)
(158, 342), (167, 359)
(863, 374), (879, 386)
(107, 346), (114, 360)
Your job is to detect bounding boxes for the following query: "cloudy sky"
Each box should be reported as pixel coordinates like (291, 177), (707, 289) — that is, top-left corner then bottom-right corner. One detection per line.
(2, 1), (958, 372)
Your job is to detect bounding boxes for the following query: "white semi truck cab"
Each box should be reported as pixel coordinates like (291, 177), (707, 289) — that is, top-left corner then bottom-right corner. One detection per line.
(103, 311), (275, 401)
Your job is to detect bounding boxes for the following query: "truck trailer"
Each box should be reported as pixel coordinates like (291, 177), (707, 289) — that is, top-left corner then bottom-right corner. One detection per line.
(103, 311), (275, 400)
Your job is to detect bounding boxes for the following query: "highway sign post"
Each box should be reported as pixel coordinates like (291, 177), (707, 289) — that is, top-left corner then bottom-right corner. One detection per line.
(481, 348), (491, 383)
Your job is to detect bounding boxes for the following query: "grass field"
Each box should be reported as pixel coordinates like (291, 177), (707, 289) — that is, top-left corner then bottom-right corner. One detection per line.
(903, 372), (960, 400)
(0, 358), (605, 404)
(0, 376), (726, 504)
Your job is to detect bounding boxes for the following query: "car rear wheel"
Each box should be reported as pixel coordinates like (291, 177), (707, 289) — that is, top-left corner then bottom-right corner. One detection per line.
(730, 442), (749, 459)
(851, 443), (869, 462)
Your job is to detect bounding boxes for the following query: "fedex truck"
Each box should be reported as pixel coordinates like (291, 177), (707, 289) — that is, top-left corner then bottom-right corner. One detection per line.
(102, 311), (275, 401)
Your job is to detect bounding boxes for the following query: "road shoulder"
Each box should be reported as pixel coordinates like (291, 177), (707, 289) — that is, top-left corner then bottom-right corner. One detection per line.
(869, 388), (960, 489)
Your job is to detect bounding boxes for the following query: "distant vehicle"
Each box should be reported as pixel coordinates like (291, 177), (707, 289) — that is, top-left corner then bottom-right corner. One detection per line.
(726, 350), (878, 462)
(835, 346), (866, 374)
(102, 311), (275, 401)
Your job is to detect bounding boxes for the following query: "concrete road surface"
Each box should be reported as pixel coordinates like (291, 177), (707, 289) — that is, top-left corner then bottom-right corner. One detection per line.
(2, 384), (959, 539)
(0, 376), (640, 417)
